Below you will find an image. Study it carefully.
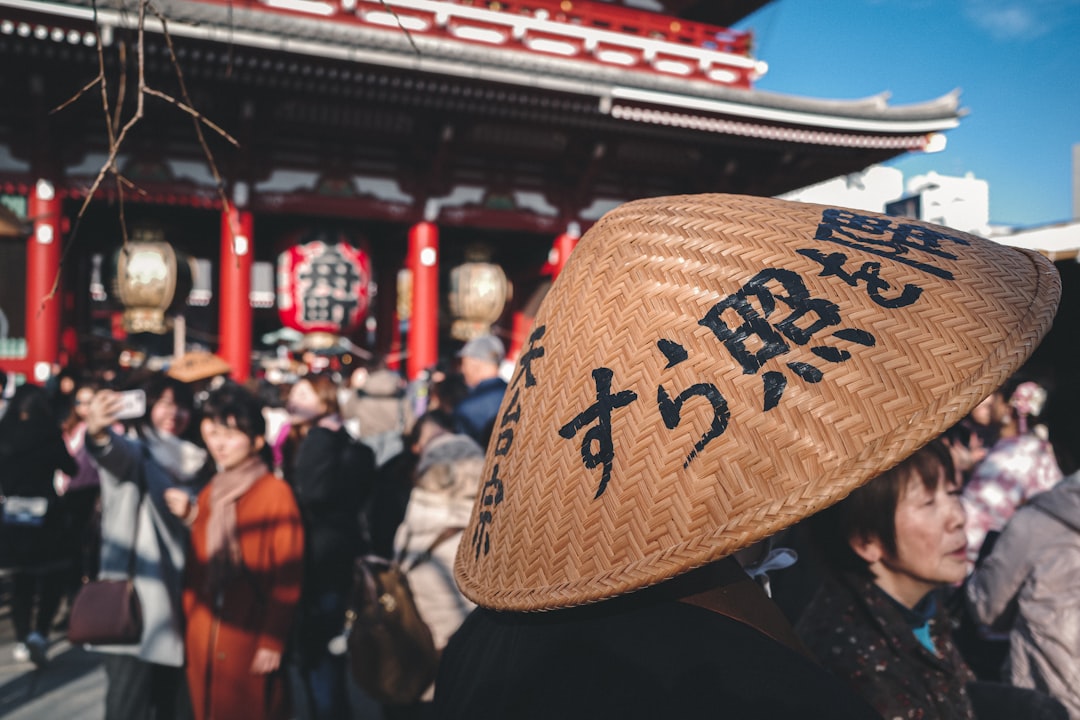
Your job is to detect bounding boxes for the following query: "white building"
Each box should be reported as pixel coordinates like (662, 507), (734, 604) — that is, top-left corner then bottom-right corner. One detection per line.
(781, 165), (1079, 260)
(780, 166), (990, 235)
(777, 165), (904, 213)
(989, 221), (1080, 262)
(905, 172), (990, 237)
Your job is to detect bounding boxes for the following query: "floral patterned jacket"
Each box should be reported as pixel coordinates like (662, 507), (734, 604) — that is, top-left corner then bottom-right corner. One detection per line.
(796, 572), (976, 720)
(962, 433), (1063, 568)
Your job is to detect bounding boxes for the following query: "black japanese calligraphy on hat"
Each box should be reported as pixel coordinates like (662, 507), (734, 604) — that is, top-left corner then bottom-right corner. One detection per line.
(455, 193), (1061, 612)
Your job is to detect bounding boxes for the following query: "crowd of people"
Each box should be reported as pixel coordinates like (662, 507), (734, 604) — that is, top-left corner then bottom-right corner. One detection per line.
(1, 324), (1079, 720)
(0, 332), (511, 720)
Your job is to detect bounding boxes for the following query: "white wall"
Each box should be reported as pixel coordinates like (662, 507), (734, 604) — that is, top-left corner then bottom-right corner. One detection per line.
(783, 165), (1078, 256)
(906, 171), (990, 236)
(778, 165), (903, 212)
(782, 165), (991, 236)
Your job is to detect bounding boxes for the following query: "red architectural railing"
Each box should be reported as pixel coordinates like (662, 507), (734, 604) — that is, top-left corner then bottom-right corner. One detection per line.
(222, 0), (763, 88)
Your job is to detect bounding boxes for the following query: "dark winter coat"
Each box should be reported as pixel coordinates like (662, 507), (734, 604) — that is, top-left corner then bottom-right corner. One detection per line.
(285, 426), (375, 662)
(452, 376), (507, 448)
(434, 589), (883, 720)
(287, 426), (374, 595)
(0, 405), (77, 568)
(797, 571), (976, 720)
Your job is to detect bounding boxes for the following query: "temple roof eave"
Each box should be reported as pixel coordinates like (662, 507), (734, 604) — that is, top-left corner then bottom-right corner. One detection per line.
(6, 0), (963, 140)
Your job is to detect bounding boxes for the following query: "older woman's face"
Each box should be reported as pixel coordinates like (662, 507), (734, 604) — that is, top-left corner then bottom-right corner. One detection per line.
(872, 468), (967, 607)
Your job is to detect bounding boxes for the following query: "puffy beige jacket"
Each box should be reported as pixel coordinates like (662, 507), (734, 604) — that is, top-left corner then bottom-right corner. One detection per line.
(392, 432), (484, 700)
(967, 473), (1080, 719)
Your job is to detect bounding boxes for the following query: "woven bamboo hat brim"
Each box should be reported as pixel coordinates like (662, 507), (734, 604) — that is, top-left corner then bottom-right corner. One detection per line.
(454, 193), (1061, 612)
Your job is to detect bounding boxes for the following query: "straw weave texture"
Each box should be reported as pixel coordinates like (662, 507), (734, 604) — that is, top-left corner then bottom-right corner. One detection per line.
(455, 194), (1060, 611)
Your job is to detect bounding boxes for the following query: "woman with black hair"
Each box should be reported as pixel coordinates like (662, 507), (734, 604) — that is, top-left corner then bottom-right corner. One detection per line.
(164, 382), (304, 720)
(797, 440), (1066, 720)
(0, 382), (77, 666)
(281, 373), (375, 719)
(797, 440), (976, 718)
(85, 372), (209, 720)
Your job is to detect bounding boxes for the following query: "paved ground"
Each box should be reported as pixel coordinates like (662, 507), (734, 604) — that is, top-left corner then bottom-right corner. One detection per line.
(0, 586), (389, 720)
(0, 596), (106, 720)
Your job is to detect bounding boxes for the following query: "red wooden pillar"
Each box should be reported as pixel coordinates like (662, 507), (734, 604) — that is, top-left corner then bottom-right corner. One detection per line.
(550, 229), (579, 281)
(25, 179), (62, 383)
(507, 311), (532, 364)
(507, 229), (579, 362)
(219, 206), (253, 383)
(406, 221), (439, 381)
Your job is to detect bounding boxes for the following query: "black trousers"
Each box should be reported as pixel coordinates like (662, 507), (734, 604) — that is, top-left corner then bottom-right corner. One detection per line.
(11, 567), (64, 640)
(101, 654), (193, 720)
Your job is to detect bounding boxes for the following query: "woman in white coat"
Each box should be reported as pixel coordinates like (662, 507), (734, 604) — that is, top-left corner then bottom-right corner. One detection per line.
(85, 373), (208, 720)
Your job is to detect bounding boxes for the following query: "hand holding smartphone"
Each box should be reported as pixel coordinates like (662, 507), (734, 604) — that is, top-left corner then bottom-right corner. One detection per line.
(114, 389), (147, 420)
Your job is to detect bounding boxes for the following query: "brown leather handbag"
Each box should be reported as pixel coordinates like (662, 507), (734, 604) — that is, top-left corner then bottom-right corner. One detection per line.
(67, 577), (143, 645)
(67, 480), (145, 646)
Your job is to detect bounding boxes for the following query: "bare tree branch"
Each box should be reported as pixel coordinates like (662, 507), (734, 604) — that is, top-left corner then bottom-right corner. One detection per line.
(151, 4), (241, 265)
(378, 0), (421, 55)
(74, 0), (147, 225)
(45, 0), (257, 308)
(50, 75), (102, 116)
(112, 39), (128, 138)
(143, 87), (239, 147)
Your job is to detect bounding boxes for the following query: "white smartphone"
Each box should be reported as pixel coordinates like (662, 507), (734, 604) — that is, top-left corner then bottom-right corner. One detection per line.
(114, 389), (147, 420)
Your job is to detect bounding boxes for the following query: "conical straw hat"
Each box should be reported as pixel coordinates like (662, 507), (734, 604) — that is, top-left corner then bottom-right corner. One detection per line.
(454, 193), (1061, 612)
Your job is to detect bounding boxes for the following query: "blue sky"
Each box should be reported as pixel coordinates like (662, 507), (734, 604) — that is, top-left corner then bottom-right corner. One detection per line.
(732, 0), (1080, 227)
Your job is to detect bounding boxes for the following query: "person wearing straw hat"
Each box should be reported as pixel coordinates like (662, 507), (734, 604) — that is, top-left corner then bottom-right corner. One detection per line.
(167, 350), (232, 386)
(430, 194), (1061, 719)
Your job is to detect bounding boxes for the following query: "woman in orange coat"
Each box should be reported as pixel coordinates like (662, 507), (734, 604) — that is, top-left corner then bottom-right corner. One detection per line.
(166, 383), (304, 720)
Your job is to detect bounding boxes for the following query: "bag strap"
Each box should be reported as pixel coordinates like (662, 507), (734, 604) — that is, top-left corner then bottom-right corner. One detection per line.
(678, 556), (815, 662)
(345, 533), (458, 628)
(404, 526), (465, 572)
(125, 466), (147, 579)
(346, 526), (465, 617)
(1028, 499), (1080, 534)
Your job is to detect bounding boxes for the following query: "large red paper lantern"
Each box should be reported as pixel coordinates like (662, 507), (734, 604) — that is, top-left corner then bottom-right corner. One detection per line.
(277, 232), (372, 340)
